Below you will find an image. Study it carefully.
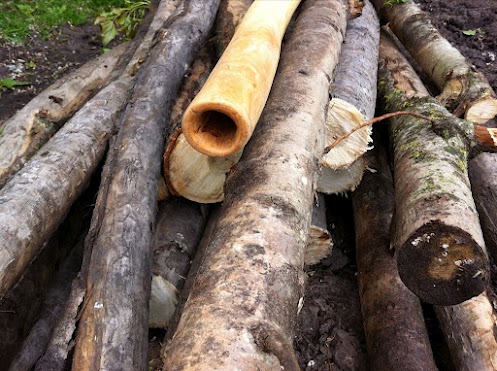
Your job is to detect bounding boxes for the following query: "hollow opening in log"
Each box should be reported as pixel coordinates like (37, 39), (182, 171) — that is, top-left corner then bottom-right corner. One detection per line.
(191, 110), (239, 157)
(397, 221), (489, 306)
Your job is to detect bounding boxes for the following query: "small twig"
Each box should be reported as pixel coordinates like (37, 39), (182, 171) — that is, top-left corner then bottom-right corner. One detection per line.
(323, 111), (436, 154)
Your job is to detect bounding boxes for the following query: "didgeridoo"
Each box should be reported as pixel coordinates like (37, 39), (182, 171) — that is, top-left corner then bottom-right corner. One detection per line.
(181, 0), (301, 157)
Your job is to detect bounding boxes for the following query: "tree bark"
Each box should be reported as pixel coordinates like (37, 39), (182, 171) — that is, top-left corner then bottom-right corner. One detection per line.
(71, 1), (220, 370)
(162, 0), (347, 369)
(181, 0), (301, 157)
(352, 134), (437, 371)
(318, 0), (378, 193)
(378, 32), (489, 305)
(435, 292), (497, 370)
(149, 197), (209, 329)
(370, 0), (497, 124)
(0, 43), (127, 189)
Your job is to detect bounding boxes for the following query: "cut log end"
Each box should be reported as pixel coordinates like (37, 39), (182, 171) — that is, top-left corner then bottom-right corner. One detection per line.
(317, 157), (367, 194)
(164, 132), (242, 203)
(465, 96), (497, 124)
(182, 104), (247, 157)
(397, 221), (489, 305)
(305, 226), (333, 266)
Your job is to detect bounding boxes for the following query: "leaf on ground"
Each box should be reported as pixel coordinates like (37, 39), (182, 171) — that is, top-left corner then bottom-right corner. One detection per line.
(0, 78), (31, 90)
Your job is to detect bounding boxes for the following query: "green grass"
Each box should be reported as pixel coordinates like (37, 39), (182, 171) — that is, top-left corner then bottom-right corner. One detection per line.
(0, 0), (129, 43)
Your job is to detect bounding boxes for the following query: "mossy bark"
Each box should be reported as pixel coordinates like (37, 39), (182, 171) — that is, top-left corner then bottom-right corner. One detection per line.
(370, 0), (497, 124)
(162, 0), (347, 368)
(352, 135), (437, 371)
(378, 32), (489, 305)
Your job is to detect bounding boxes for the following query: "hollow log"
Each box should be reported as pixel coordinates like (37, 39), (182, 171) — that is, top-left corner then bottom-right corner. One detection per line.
(164, 0), (251, 203)
(71, 1), (220, 370)
(149, 197), (209, 329)
(162, 0), (347, 369)
(0, 43), (128, 189)
(317, 0), (378, 194)
(370, 0), (497, 123)
(352, 134), (437, 371)
(378, 32), (489, 305)
(435, 291), (497, 370)
(181, 0), (301, 157)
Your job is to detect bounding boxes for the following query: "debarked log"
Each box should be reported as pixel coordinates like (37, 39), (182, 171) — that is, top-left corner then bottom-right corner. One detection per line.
(181, 0), (301, 157)
(435, 291), (497, 370)
(318, 0), (378, 194)
(149, 197), (209, 329)
(0, 43), (128, 189)
(162, 0), (347, 369)
(378, 32), (489, 305)
(352, 134), (437, 371)
(71, 1), (220, 370)
(371, 0), (497, 123)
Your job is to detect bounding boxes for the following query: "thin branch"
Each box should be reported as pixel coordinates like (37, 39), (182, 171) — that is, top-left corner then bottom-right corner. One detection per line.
(324, 111), (435, 154)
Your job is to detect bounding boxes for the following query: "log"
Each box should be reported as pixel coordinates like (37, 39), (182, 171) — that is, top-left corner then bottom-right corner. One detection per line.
(71, 1), (220, 370)
(352, 133), (437, 371)
(181, 0), (301, 157)
(378, 31), (489, 305)
(305, 193), (333, 266)
(8, 241), (84, 371)
(162, 0), (347, 368)
(0, 0), (180, 301)
(164, 0), (251, 203)
(370, 0), (497, 123)
(0, 43), (127, 189)
(435, 292), (497, 370)
(317, 0), (378, 194)
(149, 197), (209, 329)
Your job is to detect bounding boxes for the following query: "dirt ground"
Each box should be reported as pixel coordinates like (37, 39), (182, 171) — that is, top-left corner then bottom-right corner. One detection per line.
(0, 0), (496, 370)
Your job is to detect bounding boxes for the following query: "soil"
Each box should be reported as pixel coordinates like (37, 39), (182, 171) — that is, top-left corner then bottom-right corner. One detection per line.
(0, 0), (497, 370)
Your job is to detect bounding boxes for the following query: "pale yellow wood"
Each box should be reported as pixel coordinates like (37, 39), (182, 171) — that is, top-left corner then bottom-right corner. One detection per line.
(182, 0), (301, 157)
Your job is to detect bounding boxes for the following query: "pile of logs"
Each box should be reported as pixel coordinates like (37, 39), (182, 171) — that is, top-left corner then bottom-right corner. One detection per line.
(1, 0), (497, 369)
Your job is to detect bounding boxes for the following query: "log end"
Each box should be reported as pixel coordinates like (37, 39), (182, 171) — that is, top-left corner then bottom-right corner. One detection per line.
(317, 157), (367, 194)
(305, 226), (333, 266)
(465, 95), (497, 125)
(149, 276), (179, 329)
(164, 132), (242, 203)
(397, 221), (489, 305)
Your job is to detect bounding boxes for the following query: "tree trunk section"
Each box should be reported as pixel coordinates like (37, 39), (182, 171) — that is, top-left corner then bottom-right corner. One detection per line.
(0, 43), (127, 189)
(162, 0), (347, 369)
(71, 1), (220, 370)
(352, 134), (437, 371)
(370, 0), (497, 123)
(378, 32), (489, 305)
(435, 292), (497, 370)
(149, 197), (209, 328)
(318, 0), (378, 193)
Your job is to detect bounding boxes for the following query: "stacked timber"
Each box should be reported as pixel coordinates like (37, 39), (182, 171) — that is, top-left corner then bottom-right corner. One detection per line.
(1, 0), (497, 370)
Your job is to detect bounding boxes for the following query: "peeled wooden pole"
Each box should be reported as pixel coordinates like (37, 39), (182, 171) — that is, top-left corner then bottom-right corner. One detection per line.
(71, 1), (220, 370)
(379, 32), (489, 305)
(370, 0), (497, 123)
(435, 292), (497, 370)
(181, 0), (301, 157)
(163, 1), (347, 368)
(352, 134), (437, 371)
(317, 0), (378, 194)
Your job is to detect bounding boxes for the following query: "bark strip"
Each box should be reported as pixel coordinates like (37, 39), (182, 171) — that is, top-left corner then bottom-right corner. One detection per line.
(371, 0), (497, 123)
(352, 134), (437, 371)
(378, 32), (489, 305)
(163, 0), (347, 368)
(71, 1), (220, 370)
